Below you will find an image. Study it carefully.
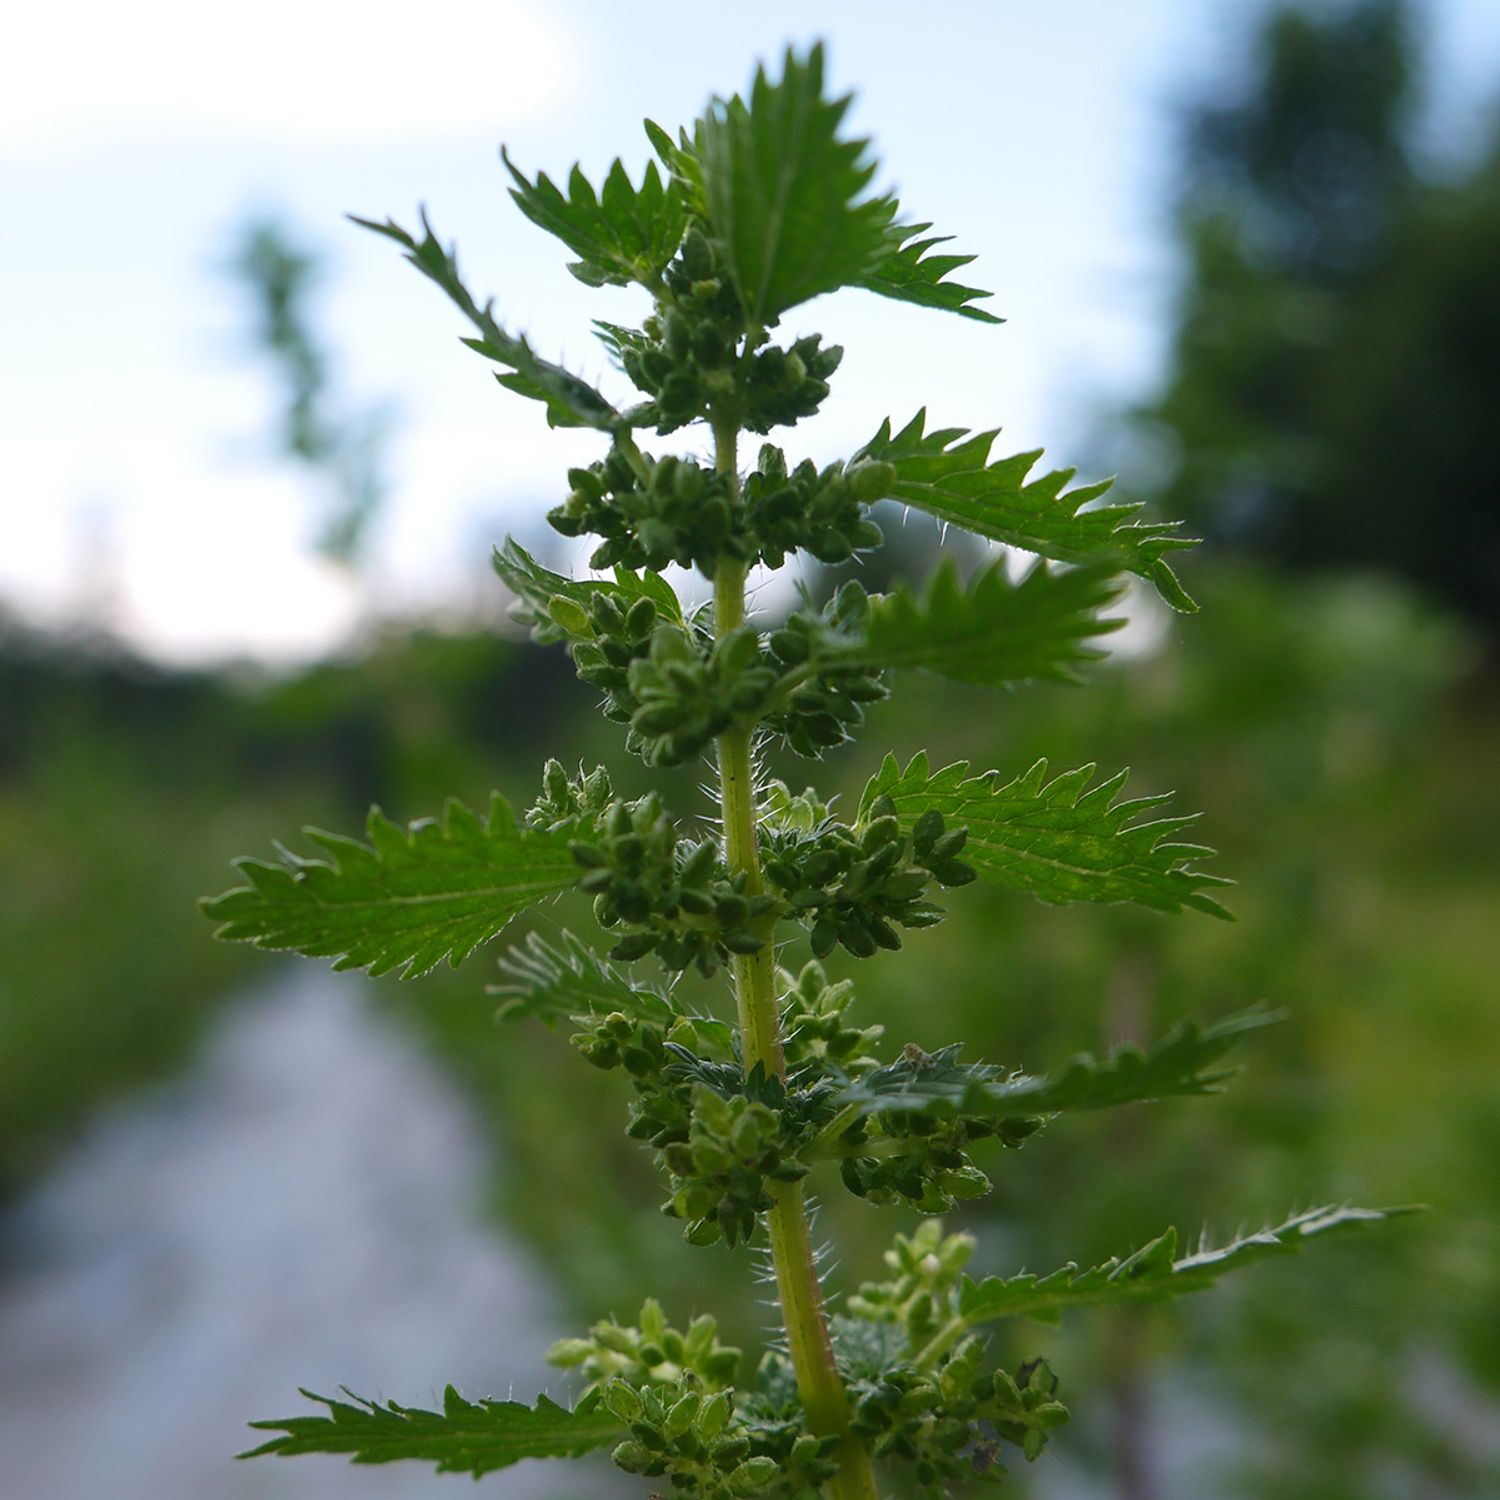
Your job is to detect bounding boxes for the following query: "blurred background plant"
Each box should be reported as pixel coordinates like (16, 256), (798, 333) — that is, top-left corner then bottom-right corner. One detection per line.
(2, 1), (1497, 1497)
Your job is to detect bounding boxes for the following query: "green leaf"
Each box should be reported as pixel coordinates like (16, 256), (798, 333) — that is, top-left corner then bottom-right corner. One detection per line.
(855, 221), (1001, 322)
(491, 930), (676, 1026)
(502, 148), (687, 289)
(859, 752), (1232, 916)
(828, 1008), (1278, 1125)
(644, 117), (707, 217)
(697, 43), (898, 323)
(857, 411), (1199, 611)
(826, 558), (1125, 689)
(957, 1206), (1416, 1329)
(491, 932), (738, 1056)
(243, 1386), (622, 1475)
(492, 537), (683, 645)
(200, 795), (579, 979)
(350, 210), (620, 430)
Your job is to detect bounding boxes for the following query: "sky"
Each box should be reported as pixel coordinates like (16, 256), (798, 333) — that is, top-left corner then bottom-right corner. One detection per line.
(4, 0), (1499, 664)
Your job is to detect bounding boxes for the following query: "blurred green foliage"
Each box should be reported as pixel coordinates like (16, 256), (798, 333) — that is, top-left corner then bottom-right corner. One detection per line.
(231, 219), (389, 563)
(1137, 0), (1500, 637)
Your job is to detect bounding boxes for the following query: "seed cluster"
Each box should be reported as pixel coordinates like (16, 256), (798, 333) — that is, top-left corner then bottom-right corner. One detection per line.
(743, 446), (890, 567)
(664, 1084), (810, 1247)
(548, 1302), (838, 1500)
(569, 792), (774, 974)
(605, 228), (843, 438)
(563, 584), (887, 768)
(624, 623), (779, 768)
(607, 1377), (778, 1497)
(550, 449), (739, 575)
(550, 441), (893, 580)
(831, 1042), (1045, 1213)
(839, 1223), (1070, 1492)
(846, 1348), (1068, 1487)
(762, 582), (889, 758)
(566, 591), (668, 750)
(763, 798), (976, 959)
(579, 1010), (811, 1248)
(606, 1373), (837, 1500)
(838, 1108), (996, 1214)
(526, 758), (616, 833)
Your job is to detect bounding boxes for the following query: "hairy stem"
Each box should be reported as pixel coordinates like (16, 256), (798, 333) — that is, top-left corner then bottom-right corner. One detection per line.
(711, 416), (879, 1500)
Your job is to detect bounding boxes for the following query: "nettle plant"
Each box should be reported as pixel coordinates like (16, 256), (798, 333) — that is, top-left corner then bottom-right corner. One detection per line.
(203, 46), (1400, 1500)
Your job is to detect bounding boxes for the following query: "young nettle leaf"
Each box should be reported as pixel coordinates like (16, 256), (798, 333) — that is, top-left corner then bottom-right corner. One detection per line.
(213, 38), (1403, 1500)
(827, 1007), (1279, 1130)
(855, 221), (1002, 323)
(200, 795), (580, 978)
(697, 43), (900, 323)
(502, 148), (688, 289)
(243, 1387), (622, 1474)
(859, 752), (1233, 916)
(491, 930), (678, 1026)
(643, 118), (707, 215)
(857, 410), (1200, 611)
(955, 1206), (1415, 1331)
(492, 537), (683, 644)
(349, 210), (620, 431)
(823, 557), (1126, 689)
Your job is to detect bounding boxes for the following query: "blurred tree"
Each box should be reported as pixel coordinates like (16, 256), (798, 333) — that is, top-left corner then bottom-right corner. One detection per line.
(231, 220), (390, 564)
(1139, 0), (1500, 636)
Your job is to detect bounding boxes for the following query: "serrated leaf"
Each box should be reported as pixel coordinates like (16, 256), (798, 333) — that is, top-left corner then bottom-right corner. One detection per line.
(856, 221), (1001, 322)
(828, 1008), (1278, 1126)
(492, 537), (683, 645)
(491, 930), (675, 1025)
(644, 117), (708, 217)
(200, 795), (579, 979)
(502, 148), (687, 289)
(697, 43), (899, 323)
(350, 210), (619, 431)
(857, 411), (1199, 611)
(490, 932), (738, 1057)
(826, 558), (1125, 689)
(859, 753), (1232, 916)
(243, 1386), (622, 1475)
(957, 1206), (1416, 1329)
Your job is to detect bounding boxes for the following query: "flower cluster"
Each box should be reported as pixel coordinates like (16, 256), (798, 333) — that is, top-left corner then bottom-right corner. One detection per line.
(607, 228), (746, 432)
(845, 1347), (1068, 1489)
(566, 590), (664, 743)
(762, 582), (889, 758)
(606, 1376), (781, 1498)
(624, 622), (780, 768)
(550, 449), (740, 576)
(763, 796), (976, 959)
(568, 791), (774, 974)
(605, 227), (843, 437)
(546, 1296), (741, 1391)
(837, 1105), (996, 1215)
(743, 446), (890, 567)
(836, 1223), (1070, 1493)
(662, 1083), (811, 1248)
(778, 959), (885, 1072)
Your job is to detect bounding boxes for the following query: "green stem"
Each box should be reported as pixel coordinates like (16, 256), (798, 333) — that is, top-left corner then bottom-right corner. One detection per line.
(614, 430), (652, 486)
(711, 416), (880, 1500)
(912, 1313), (971, 1373)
